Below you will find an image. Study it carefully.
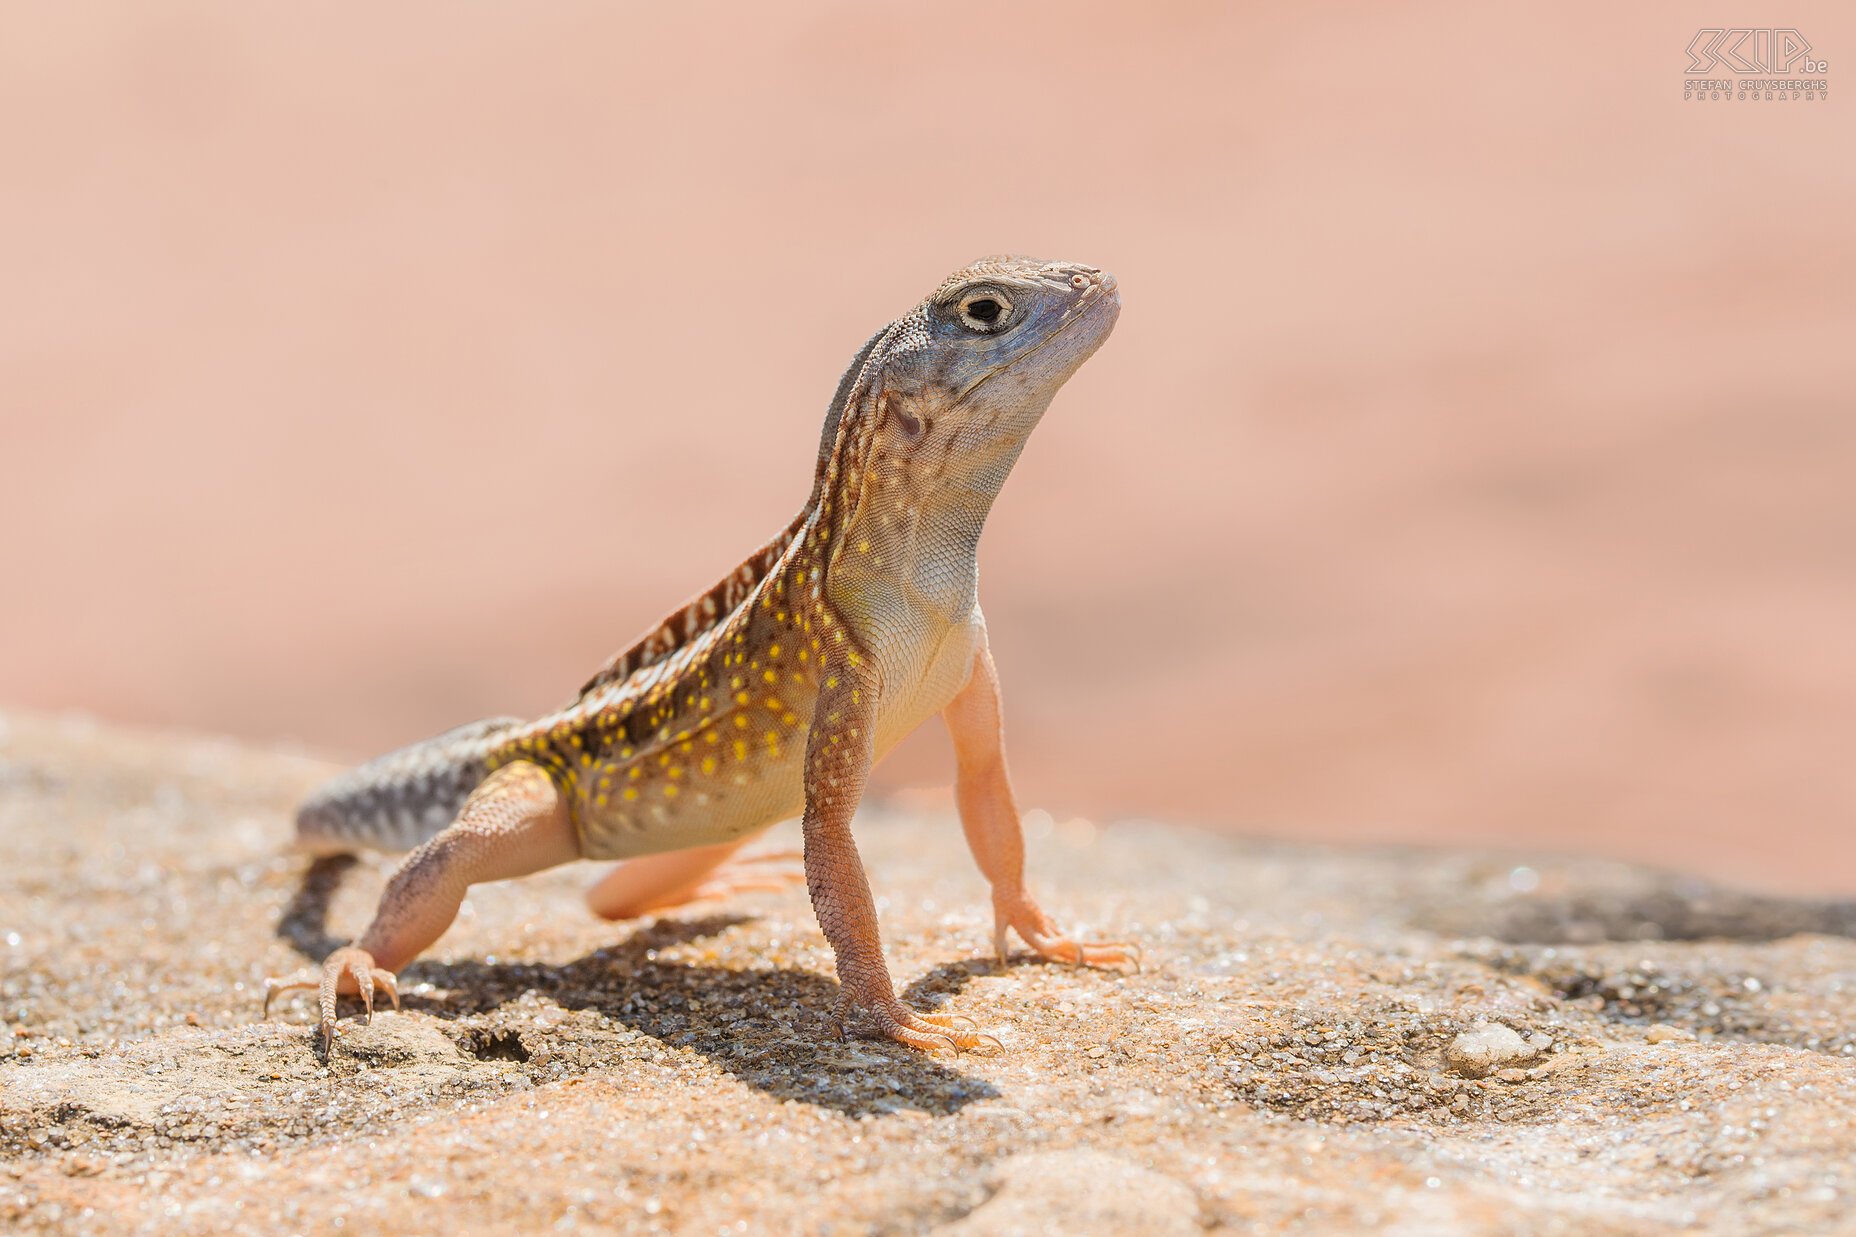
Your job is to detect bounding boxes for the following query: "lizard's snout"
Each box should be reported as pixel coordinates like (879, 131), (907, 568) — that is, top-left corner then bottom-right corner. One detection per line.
(1060, 264), (1116, 298)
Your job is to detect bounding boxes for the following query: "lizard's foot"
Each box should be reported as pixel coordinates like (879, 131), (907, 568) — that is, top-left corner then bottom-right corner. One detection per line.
(835, 990), (1001, 1056)
(586, 845), (806, 921)
(995, 898), (1140, 970)
(685, 851), (805, 905)
(263, 946), (400, 1054)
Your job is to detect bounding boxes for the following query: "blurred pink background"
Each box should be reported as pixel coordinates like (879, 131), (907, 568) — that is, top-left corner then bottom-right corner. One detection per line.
(3, 3), (1852, 892)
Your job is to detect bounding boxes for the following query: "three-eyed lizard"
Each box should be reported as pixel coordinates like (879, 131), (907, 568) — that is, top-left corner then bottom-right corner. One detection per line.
(264, 255), (1131, 1054)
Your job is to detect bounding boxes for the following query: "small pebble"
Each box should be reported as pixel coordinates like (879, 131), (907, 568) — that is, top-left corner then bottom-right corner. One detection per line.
(1444, 1022), (1537, 1079)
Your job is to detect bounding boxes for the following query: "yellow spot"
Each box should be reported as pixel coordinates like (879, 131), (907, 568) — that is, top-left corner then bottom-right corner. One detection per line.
(705, 730), (720, 744)
(737, 691), (751, 706)
(701, 756), (716, 774)
(667, 766), (683, 779)
(658, 753), (671, 766)
(782, 712), (799, 727)
(699, 696), (711, 711)
(734, 715), (749, 728)
(798, 649), (808, 663)
(595, 794), (608, 807)
(734, 740), (749, 761)
(624, 787), (638, 801)
(620, 747), (633, 759)
(630, 767), (642, 780)
(827, 676), (839, 689)
(731, 675), (744, 689)
(857, 538), (870, 553)
(765, 696), (784, 712)
(764, 730), (778, 745)
(769, 643), (781, 659)
(762, 670), (777, 684)
(664, 784), (680, 798)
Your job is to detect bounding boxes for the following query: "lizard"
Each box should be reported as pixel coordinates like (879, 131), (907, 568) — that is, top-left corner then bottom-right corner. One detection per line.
(263, 254), (1131, 1055)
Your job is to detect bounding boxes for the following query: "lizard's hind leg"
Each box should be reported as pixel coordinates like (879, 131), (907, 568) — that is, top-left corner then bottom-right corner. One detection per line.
(264, 760), (581, 1052)
(584, 838), (803, 920)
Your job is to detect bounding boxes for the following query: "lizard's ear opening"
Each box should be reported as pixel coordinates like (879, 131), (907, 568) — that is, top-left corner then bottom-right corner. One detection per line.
(880, 393), (923, 438)
(957, 289), (1013, 332)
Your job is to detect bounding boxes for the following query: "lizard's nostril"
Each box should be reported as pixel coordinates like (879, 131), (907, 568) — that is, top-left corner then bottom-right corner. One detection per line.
(1071, 274), (1091, 289)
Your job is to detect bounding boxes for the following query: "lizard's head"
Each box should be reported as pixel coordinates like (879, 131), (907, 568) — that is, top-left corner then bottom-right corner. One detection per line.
(909, 254), (1120, 416)
(818, 255), (1120, 513)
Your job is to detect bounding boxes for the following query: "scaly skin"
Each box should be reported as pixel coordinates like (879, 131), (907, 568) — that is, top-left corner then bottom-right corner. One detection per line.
(266, 255), (1133, 1055)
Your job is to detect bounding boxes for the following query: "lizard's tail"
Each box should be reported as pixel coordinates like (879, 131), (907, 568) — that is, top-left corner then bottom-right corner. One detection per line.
(294, 717), (526, 854)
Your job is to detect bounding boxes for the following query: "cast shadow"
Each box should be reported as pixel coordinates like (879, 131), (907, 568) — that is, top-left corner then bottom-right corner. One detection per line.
(275, 861), (1000, 1117)
(1427, 884), (1856, 945)
(274, 854), (357, 959)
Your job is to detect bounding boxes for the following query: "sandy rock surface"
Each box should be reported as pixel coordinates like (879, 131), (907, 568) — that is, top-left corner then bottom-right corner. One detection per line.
(3, 710), (1855, 1236)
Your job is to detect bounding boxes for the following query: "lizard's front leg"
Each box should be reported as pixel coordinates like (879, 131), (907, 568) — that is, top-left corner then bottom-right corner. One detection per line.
(803, 657), (996, 1054)
(264, 760), (581, 1051)
(944, 639), (1137, 968)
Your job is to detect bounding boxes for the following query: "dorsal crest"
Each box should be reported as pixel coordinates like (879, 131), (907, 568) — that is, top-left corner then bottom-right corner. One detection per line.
(571, 320), (901, 703)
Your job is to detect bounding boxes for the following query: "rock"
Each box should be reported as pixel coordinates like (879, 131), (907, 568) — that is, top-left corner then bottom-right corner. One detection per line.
(1444, 1022), (1537, 1078)
(933, 1150), (1200, 1237)
(6, 712), (1856, 1237)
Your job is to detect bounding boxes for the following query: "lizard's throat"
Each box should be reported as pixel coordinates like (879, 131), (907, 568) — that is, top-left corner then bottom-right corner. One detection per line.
(824, 431), (1031, 628)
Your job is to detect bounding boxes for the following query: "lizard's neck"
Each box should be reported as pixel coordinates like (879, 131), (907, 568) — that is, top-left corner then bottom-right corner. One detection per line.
(820, 431), (1032, 635)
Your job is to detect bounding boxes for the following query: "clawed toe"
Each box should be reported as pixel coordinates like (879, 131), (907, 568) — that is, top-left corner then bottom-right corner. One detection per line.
(867, 1001), (1001, 1055)
(688, 856), (808, 905)
(993, 902), (1140, 973)
(261, 946), (401, 1055)
(1019, 929), (1141, 972)
(916, 1012), (979, 1031)
(1066, 939), (1141, 971)
(261, 975), (317, 1019)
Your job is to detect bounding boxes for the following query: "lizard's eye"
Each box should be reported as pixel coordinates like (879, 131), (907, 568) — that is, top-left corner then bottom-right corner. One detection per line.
(957, 291), (1011, 332)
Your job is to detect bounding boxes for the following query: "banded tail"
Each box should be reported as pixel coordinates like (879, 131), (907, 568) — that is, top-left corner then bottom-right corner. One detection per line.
(294, 717), (524, 854)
